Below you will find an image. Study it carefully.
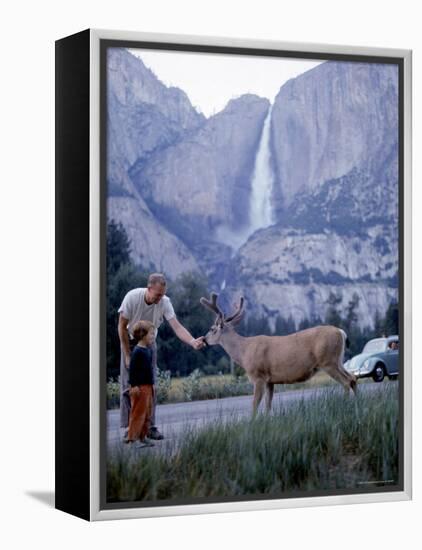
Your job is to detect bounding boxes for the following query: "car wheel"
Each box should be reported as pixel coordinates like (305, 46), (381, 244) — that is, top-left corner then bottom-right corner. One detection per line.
(372, 364), (385, 383)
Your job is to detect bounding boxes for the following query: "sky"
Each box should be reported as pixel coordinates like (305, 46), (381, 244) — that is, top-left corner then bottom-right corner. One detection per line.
(128, 48), (324, 118)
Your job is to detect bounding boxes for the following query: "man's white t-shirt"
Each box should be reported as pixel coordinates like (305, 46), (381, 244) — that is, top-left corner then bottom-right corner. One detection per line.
(118, 288), (175, 339)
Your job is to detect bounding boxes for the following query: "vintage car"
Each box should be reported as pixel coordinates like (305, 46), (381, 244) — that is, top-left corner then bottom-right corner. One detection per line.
(343, 336), (399, 382)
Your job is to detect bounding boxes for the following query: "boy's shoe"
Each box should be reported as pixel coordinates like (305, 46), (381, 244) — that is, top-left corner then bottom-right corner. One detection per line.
(148, 427), (164, 440)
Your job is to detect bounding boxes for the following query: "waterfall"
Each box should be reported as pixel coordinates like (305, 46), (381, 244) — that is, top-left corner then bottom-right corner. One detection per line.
(248, 104), (275, 233)
(214, 104), (275, 251)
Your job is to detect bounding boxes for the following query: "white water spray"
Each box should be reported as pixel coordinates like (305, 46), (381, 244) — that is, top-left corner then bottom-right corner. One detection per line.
(248, 104), (275, 233)
(214, 104), (275, 251)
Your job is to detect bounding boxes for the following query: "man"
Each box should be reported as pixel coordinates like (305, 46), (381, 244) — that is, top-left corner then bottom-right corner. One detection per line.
(118, 272), (205, 440)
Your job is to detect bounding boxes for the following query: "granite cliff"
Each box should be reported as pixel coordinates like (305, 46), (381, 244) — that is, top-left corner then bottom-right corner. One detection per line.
(106, 50), (399, 328)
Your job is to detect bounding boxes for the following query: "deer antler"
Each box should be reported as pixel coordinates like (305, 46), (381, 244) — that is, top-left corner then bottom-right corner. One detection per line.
(200, 292), (223, 317)
(225, 296), (245, 324)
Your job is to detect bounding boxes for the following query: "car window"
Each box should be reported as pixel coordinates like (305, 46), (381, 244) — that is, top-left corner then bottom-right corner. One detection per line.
(388, 341), (399, 351)
(363, 340), (387, 353)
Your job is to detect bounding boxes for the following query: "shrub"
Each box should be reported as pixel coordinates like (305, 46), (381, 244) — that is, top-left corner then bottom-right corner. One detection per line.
(107, 378), (120, 409)
(196, 375), (253, 400)
(182, 369), (203, 401)
(156, 368), (172, 404)
(202, 364), (219, 376)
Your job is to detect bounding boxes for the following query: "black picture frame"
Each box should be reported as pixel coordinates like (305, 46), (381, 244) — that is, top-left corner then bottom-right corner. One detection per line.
(55, 28), (412, 521)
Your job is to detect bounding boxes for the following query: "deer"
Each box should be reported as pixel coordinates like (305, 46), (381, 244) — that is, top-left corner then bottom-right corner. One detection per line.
(200, 292), (357, 415)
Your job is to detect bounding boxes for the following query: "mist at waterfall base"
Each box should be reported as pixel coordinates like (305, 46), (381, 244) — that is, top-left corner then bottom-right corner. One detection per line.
(214, 104), (275, 252)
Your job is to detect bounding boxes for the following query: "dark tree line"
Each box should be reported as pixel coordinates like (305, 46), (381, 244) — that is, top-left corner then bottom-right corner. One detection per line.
(324, 291), (399, 358)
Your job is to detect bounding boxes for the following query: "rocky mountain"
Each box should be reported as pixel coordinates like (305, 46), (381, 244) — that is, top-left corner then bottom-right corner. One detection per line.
(129, 94), (270, 245)
(106, 48), (204, 274)
(217, 61), (399, 328)
(270, 61), (398, 217)
(106, 50), (399, 329)
(279, 163), (398, 236)
(224, 225), (398, 329)
(108, 195), (200, 277)
(107, 48), (205, 175)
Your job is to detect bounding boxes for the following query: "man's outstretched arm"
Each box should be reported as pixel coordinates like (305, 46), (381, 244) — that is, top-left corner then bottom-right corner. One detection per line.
(167, 317), (205, 350)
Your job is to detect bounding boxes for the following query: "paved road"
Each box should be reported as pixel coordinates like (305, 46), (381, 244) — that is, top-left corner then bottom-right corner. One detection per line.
(107, 381), (390, 454)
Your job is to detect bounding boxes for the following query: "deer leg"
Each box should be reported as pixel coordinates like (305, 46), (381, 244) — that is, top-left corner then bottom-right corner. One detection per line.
(339, 365), (357, 395)
(265, 382), (274, 413)
(252, 380), (265, 416)
(324, 364), (355, 395)
(333, 359), (358, 395)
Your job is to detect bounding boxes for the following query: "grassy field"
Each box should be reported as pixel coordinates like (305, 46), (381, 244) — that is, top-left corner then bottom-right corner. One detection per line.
(107, 383), (399, 503)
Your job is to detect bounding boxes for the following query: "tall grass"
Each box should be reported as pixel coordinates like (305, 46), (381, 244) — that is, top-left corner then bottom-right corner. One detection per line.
(107, 384), (399, 502)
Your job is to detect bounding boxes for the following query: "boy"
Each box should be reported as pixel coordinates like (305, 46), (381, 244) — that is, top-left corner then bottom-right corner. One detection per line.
(125, 320), (156, 448)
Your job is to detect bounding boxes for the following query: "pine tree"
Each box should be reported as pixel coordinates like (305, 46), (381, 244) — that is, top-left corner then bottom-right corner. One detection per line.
(286, 315), (296, 335)
(107, 219), (131, 277)
(274, 314), (288, 336)
(345, 292), (360, 333)
(373, 309), (385, 338)
(325, 292), (343, 328)
(298, 317), (311, 331)
(384, 301), (399, 336)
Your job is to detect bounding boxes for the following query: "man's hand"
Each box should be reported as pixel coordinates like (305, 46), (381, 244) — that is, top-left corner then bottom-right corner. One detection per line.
(190, 336), (206, 350)
(124, 354), (131, 369)
(168, 317), (206, 350)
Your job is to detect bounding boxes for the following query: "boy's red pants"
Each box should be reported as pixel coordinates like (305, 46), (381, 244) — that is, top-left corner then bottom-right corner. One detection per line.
(127, 385), (153, 441)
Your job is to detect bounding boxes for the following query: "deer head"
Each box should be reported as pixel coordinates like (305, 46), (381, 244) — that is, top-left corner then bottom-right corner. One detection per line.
(200, 292), (245, 345)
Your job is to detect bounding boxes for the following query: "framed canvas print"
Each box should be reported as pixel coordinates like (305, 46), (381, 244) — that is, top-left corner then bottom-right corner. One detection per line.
(55, 28), (412, 521)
